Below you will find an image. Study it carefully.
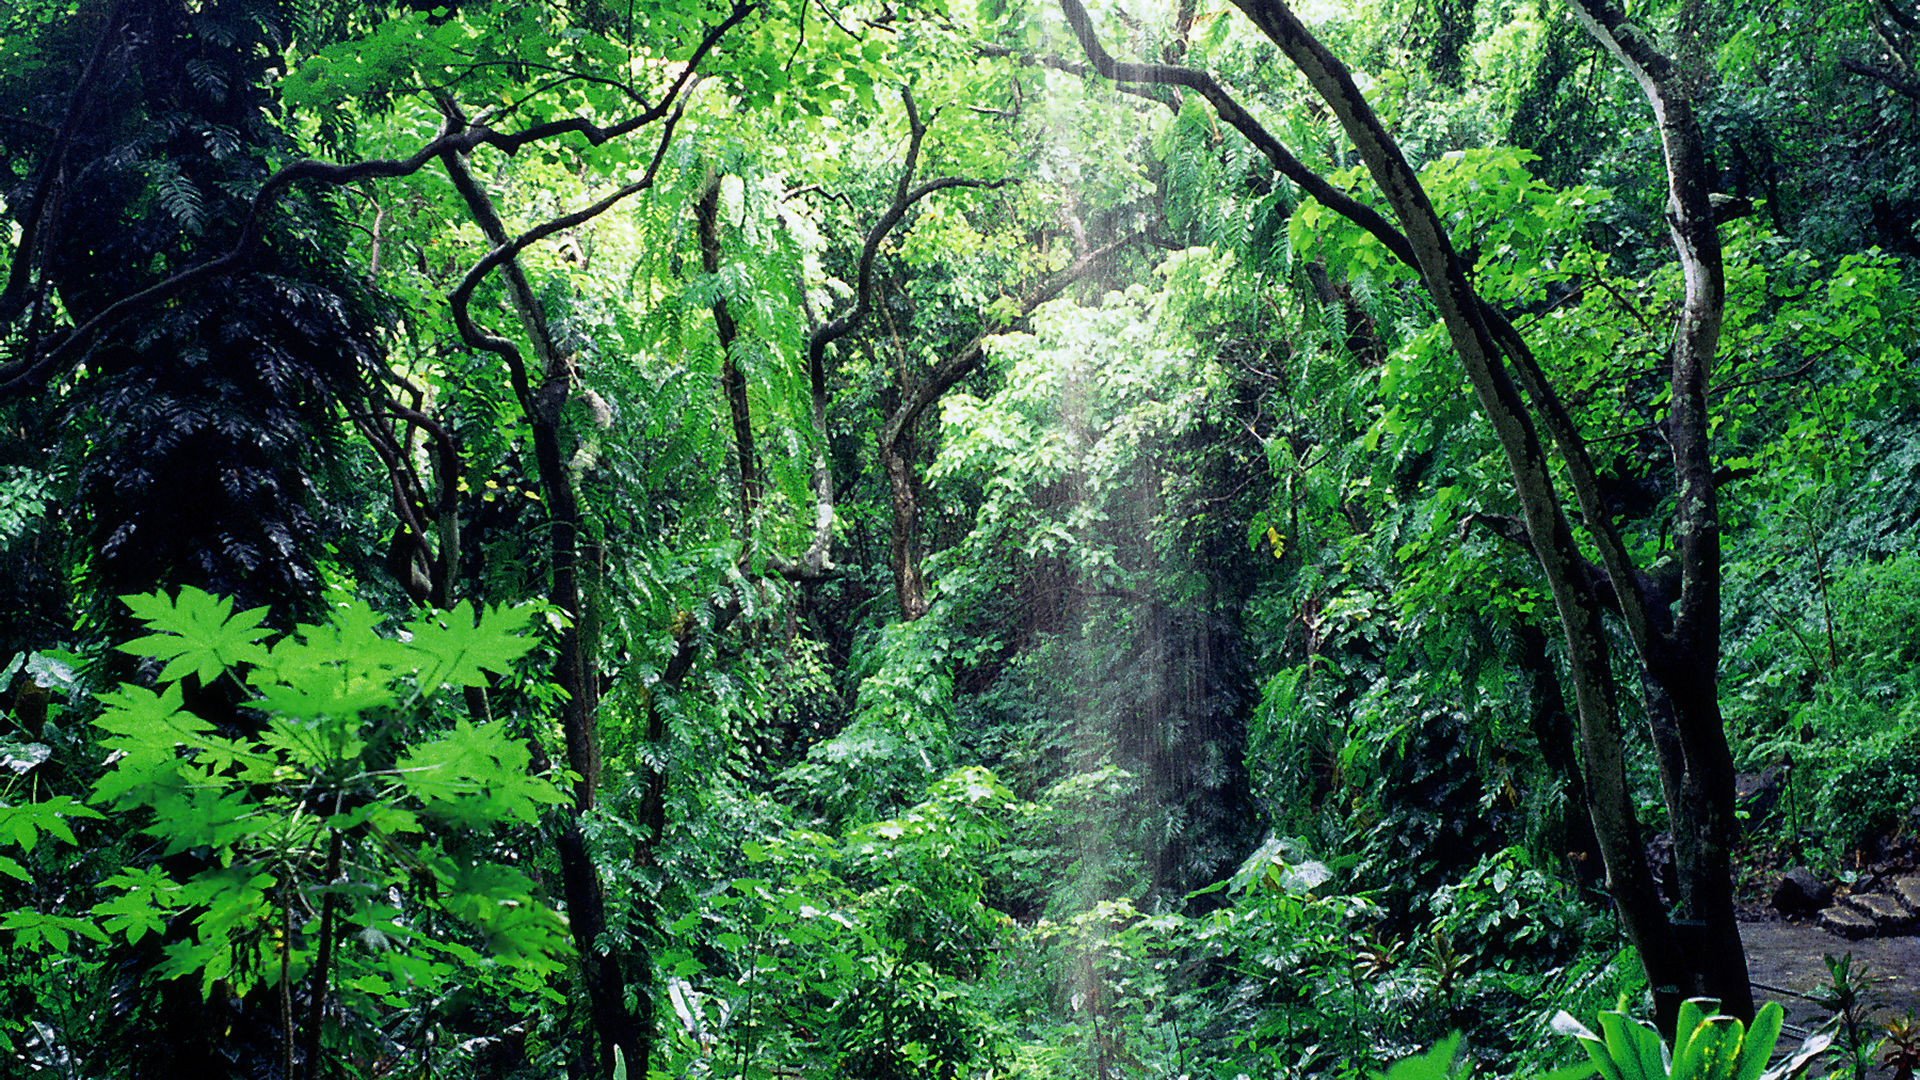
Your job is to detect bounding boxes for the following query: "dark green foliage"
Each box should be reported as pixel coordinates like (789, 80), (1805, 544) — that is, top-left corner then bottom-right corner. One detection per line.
(0, 457), (73, 659)
(76, 271), (378, 617)
(657, 768), (1015, 1079)
(1504, 8), (1606, 188)
(1815, 729), (1920, 855)
(1420, 0), (1479, 88)
(1, 0), (386, 624)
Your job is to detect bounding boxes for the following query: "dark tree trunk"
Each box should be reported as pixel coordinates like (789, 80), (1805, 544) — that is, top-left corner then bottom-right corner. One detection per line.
(1058, 0), (1752, 1031)
(696, 172), (762, 530)
(877, 237), (1135, 621)
(883, 420), (931, 621)
(1515, 621), (1604, 887)
(442, 145), (640, 1078)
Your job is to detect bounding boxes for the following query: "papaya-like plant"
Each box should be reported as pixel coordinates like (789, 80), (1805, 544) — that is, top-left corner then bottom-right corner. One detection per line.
(80, 587), (570, 1063)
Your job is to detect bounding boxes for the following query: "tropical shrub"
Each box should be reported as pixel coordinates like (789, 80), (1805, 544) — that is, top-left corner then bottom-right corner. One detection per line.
(1, 587), (571, 1069)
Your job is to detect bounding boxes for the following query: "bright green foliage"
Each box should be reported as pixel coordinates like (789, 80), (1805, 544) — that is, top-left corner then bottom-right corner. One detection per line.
(1553, 999), (1830, 1080)
(117, 586), (273, 685)
(74, 588), (569, 1001)
(780, 617), (959, 827)
(1374, 1034), (1474, 1080)
(928, 266), (1269, 898)
(4, 0), (1920, 1072)
(656, 767), (1018, 1078)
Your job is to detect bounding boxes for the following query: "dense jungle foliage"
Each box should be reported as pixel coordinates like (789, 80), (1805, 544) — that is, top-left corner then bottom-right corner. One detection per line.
(1, 0), (1918, 1076)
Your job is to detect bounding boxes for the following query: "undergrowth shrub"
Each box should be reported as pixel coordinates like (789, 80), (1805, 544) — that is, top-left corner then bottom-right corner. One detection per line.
(0, 587), (571, 1072)
(1727, 552), (1920, 860)
(1814, 729), (1920, 855)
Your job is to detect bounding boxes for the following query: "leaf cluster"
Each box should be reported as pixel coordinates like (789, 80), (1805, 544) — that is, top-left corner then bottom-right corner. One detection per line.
(67, 587), (569, 999)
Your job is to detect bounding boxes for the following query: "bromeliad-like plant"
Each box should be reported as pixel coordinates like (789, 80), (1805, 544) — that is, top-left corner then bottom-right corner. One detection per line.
(78, 587), (570, 1055)
(1553, 998), (1832, 1080)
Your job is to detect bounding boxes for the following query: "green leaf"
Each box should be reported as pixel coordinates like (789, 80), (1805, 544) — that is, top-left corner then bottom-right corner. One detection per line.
(395, 718), (564, 826)
(1674, 1017), (1744, 1080)
(403, 601), (539, 691)
(94, 867), (182, 947)
(1735, 1003), (1784, 1080)
(148, 786), (262, 854)
(1599, 1010), (1667, 1080)
(1671, 999), (1713, 1067)
(1, 909), (110, 952)
(1375, 1033), (1464, 1080)
(0, 739), (50, 775)
(0, 795), (104, 851)
(119, 586), (271, 684)
(1554, 1010), (1625, 1080)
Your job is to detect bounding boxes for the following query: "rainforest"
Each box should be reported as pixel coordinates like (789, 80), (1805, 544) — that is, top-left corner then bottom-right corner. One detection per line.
(2, 0), (1919, 1077)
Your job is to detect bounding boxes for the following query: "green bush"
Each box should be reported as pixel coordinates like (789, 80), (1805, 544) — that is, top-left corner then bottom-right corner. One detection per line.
(0, 587), (570, 1069)
(1814, 728), (1920, 853)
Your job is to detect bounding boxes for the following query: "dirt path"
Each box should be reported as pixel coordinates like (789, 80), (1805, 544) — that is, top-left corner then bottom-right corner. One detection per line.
(1741, 917), (1920, 1073)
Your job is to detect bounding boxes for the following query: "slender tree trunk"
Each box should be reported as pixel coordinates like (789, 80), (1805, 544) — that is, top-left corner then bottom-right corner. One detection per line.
(440, 144), (642, 1078)
(1568, 0), (1752, 1020)
(1515, 622), (1603, 887)
(696, 172), (762, 530)
(876, 235), (1136, 621)
(1055, 0), (1752, 1026)
(882, 419), (931, 620)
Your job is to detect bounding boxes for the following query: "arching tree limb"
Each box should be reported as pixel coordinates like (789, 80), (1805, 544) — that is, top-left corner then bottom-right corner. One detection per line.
(881, 232), (1137, 620)
(1055, 0), (1664, 664)
(0, 3), (735, 399)
(794, 87), (1015, 580)
(0, 0), (126, 326)
(441, 142), (643, 1078)
(436, 74), (702, 1080)
(715, 87), (1014, 581)
(1055, 0), (1419, 273)
(1057, 0), (1753, 1026)
(1841, 56), (1920, 99)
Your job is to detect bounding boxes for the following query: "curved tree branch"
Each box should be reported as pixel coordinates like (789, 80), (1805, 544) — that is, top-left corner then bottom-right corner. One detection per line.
(1841, 56), (1920, 99)
(1055, 0), (1421, 273)
(880, 231), (1139, 619)
(1059, 0), (1707, 1020)
(0, 3), (736, 400)
(1049, 0), (1670, 673)
(787, 86), (1017, 578)
(1050, 0), (1665, 668)
(0, 0), (125, 326)
(440, 134), (649, 1080)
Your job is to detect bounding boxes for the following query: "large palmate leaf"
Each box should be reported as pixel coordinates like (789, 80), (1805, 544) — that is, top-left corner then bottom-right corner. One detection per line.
(117, 586), (272, 684)
(402, 601), (540, 692)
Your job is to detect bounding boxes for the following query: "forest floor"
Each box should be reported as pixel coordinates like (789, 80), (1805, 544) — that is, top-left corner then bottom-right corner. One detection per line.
(1741, 916), (1920, 1077)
